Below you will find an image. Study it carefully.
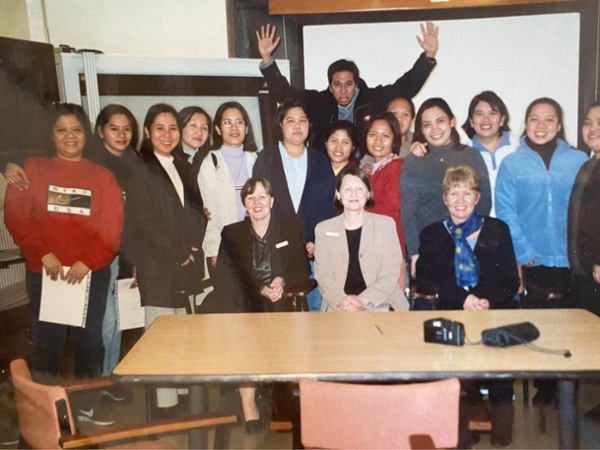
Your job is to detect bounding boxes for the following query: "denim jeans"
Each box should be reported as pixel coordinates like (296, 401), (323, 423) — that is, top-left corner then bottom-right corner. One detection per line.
(26, 266), (110, 379)
(102, 256), (121, 375)
(306, 260), (321, 311)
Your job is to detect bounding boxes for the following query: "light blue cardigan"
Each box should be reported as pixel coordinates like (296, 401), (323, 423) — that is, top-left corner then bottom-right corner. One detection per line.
(495, 137), (587, 267)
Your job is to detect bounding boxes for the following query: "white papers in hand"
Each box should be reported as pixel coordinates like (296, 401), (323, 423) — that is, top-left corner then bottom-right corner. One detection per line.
(40, 267), (91, 327)
(116, 278), (144, 330)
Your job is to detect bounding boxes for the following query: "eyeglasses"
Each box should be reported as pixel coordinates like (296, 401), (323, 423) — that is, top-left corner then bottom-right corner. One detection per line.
(221, 119), (245, 128)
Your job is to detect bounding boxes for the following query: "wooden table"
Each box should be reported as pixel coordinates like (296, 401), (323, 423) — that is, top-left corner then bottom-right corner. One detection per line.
(114, 309), (600, 448)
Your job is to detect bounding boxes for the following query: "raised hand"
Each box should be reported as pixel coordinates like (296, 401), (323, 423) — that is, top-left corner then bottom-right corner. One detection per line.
(256, 24), (281, 63)
(417, 21), (439, 58)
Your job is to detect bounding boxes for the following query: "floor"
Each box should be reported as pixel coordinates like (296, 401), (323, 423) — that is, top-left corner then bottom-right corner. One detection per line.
(2, 329), (600, 448)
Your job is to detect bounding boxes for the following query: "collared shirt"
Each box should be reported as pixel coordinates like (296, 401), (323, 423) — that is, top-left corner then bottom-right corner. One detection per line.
(182, 145), (197, 164)
(278, 143), (308, 213)
(469, 132), (519, 217)
(337, 89), (360, 122)
(155, 152), (184, 206)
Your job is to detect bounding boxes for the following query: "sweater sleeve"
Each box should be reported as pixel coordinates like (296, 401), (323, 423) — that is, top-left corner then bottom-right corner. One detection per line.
(79, 171), (123, 271)
(469, 149), (492, 216)
(373, 52), (437, 100)
(400, 156), (420, 257)
(4, 161), (52, 263)
(495, 161), (538, 265)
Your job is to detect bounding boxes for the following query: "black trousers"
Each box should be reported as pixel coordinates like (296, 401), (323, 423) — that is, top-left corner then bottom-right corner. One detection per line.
(522, 266), (573, 309)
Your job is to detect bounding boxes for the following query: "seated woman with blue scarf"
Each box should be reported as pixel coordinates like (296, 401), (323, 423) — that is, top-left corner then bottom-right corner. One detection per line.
(415, 164), (519, 447)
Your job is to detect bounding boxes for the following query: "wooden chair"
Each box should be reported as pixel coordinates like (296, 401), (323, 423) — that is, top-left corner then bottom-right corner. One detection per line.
(299, 378), (460, 449)
(10, 358), (237, 449)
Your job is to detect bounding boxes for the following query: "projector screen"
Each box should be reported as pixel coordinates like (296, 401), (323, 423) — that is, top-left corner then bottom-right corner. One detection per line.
(303, 13), (580, 144)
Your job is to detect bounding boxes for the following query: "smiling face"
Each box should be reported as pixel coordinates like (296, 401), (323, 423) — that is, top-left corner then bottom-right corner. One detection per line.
(98, 113), (132, 156)
(145, 112), (180, 157)
(470, 101), (505, 140)
(244, 181), (274, 223)
(337, 174), (370, 212)
(216, 107), (248, 148)
(444, 183), (481, 224)
(525, 103), (561, 145)
(52, 114), (86, 161)
(387, 98), (413, 138)
(326, 129), (354, 168)
(182, 112), (210, 150)
(329, 71), (357, 107)
(366, 119), (393, 162)
(420, 106), (455, 147)
(281, 106), (309, 147)
(582, 106), (600, 157)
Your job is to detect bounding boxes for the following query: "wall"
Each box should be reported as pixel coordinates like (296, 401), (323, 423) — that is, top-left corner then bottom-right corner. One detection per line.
(0, 0), (31, 40)
(0, 0), (230, 58)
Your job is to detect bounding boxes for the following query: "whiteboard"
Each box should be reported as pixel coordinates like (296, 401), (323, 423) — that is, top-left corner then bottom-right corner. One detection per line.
(303, 13), (580, 144)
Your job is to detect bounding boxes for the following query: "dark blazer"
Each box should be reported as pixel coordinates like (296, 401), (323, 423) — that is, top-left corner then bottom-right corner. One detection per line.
(214, 216), (310, 312)
(416, 217), (519, 310)
(261, 53), (436, 153)
(252, 145), (335, 244)
(568, 157), (600, 276)
(129, 150), (207, 308)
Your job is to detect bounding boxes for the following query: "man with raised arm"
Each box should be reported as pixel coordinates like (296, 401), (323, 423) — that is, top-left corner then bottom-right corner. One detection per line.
(256, 22), (439, 153)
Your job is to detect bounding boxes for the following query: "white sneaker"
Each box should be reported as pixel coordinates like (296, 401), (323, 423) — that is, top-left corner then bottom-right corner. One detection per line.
(77, 407), (116, 426)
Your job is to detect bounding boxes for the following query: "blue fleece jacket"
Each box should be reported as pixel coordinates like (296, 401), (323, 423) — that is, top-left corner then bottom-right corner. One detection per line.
(495, 137), (587, 267)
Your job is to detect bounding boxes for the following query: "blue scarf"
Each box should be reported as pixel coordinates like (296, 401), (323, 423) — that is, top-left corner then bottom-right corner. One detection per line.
(445, 212), (484, 288)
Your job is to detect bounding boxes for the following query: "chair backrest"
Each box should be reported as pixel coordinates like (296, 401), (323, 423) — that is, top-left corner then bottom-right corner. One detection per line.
(299, 377), (460, 449)
(10, 359), (75, 449)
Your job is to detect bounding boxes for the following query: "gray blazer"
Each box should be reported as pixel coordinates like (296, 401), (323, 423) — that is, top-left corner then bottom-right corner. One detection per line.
(314, 212), (409, 312)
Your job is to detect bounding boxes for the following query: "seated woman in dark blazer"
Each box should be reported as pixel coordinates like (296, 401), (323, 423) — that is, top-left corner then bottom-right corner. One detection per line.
(214, 176), (310, 433)
(416, 164), (519, 446)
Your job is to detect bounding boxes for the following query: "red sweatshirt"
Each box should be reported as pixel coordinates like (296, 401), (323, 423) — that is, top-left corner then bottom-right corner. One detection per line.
(366, 157), (406, 259)
(4, 156), (123, 273)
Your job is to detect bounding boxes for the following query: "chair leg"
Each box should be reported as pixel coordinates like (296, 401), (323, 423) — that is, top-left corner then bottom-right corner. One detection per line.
(213, 423), (235, 449)
(291, 386), (303, 449)
(523, 379), (530, 407)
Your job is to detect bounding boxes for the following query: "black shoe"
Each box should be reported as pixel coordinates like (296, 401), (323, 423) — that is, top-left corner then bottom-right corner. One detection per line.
(491, 433), (512, 448)
(245, 418), (263, 435)
(585, 402), (600, 423)
(532, 389), (557, 405)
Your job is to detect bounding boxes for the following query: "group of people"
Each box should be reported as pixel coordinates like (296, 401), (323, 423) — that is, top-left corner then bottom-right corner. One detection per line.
(3, 19), (600, 445)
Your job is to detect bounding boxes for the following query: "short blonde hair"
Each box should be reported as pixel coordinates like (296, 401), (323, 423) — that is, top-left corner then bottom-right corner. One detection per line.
(442, 165), (480, 196)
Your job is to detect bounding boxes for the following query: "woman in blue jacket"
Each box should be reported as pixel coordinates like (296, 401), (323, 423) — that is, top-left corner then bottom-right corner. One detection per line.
(495, 97), (587, 404)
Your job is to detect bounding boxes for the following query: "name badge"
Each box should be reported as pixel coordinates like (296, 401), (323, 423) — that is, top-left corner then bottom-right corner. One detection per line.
(275, 240), (289, 249)
(325, 231), (340, 237)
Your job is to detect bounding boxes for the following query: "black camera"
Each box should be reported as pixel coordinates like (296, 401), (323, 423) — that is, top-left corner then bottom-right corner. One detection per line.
(423, 318), (465, 346)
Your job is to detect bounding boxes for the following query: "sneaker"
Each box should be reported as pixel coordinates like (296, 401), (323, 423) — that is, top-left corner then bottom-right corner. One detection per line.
(102, 385), (133, 403)
(77, 406), (116, 426)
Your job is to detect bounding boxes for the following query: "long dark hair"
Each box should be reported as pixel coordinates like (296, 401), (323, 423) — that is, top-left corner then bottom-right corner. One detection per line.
(413, 97), (463, 149)
(364, 111), (402, 156)
(461, 91), (511, 139)
(178, 106), (212, 152)
(93, 104), (139, 154)
(212, 101), (257, 152)
(522, 97), (566, 141)
(139, 103), (181, 157)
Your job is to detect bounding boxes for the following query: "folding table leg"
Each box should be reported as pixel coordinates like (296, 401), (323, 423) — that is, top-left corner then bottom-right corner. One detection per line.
(188, 384), (206, 449)
(558, 379), (578, 449)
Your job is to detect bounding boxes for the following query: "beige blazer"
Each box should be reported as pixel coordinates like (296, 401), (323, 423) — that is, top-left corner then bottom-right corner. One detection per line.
(314, 212), (408, 312)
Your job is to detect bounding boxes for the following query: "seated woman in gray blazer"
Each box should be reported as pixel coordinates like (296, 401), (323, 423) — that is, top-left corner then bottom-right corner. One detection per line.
(314, 166), (408, 312)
